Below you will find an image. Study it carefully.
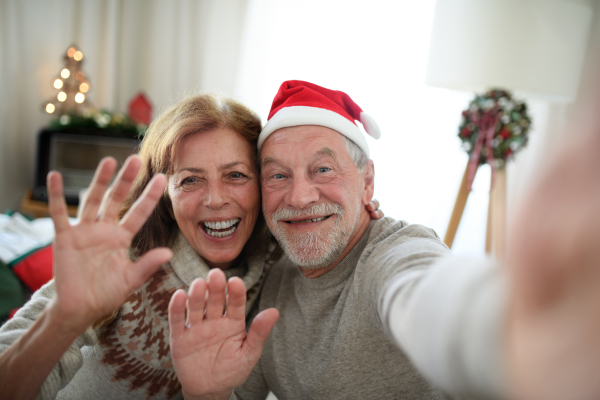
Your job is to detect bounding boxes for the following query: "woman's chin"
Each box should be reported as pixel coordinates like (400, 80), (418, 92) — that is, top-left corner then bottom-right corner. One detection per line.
(202, 252), (242, 270)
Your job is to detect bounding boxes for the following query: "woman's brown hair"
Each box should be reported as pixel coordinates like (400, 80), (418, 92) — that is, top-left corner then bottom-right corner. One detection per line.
(120, 93), (266, 259)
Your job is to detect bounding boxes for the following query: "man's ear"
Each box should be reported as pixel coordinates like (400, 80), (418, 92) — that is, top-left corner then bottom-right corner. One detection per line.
(361, 160), (375, 206)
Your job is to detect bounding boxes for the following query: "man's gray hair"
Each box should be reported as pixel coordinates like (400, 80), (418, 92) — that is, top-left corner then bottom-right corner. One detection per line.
(344, 137), (368, 173)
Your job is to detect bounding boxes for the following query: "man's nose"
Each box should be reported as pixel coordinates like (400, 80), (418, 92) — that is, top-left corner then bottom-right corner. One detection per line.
(203, 182), (229, 209)
(286, 175), (319, 210)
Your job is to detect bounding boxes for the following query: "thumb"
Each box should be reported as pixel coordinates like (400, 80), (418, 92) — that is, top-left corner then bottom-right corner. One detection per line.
(244, 308), (279, 364)
(129, 248), (173, 289)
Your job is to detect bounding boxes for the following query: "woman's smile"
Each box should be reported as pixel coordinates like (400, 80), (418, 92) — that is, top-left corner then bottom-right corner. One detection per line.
(201, 218), (241, 238)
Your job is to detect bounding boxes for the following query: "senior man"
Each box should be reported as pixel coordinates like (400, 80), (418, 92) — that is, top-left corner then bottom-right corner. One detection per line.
(169, 80), (600, 400)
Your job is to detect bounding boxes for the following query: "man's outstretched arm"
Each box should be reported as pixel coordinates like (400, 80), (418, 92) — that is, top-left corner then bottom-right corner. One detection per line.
(384, 96), (600, 400)
(168, 269), (279, 400)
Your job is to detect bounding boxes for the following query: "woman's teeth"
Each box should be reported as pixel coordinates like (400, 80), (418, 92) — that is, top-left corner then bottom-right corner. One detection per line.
(203, 218), (240, 238)
(290, 216), (327, 224)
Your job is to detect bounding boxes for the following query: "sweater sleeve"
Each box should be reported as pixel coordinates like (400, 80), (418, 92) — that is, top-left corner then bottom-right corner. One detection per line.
(231, 356), (270, 400)
(379, 255), (508, 399)
(0, 280), (98, 400)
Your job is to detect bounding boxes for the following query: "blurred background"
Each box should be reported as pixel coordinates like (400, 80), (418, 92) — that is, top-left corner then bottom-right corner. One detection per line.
(0, 0), (598, 257)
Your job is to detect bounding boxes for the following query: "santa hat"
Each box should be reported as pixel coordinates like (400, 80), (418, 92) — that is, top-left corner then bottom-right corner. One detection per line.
(258, 80), (381, 158)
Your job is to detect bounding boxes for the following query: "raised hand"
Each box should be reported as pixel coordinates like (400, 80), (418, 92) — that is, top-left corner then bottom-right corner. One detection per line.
(506, 116), (600, 400)
(47, 156), (173, 333)
(169, 269), (279, 400)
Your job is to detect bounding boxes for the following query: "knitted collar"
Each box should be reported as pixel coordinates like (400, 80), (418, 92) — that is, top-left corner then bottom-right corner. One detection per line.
(169, 230), (268, 313)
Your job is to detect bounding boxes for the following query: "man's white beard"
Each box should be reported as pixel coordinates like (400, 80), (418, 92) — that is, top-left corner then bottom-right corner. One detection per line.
(269, 202), (359, 269)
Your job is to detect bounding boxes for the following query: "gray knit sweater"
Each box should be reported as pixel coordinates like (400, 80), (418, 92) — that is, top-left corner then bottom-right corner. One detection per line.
(233, 218), (457, 400)
(0, 231), (276, 400)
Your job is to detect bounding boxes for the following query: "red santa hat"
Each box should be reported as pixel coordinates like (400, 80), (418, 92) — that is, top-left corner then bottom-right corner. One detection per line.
(258, 80), (381, 158)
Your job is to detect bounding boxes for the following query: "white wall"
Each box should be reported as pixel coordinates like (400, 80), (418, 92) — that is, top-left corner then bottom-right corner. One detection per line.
(234, 0), (599, 257)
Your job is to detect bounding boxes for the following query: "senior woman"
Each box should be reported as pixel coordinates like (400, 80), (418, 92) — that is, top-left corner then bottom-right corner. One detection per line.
(0, 93), (382, 399)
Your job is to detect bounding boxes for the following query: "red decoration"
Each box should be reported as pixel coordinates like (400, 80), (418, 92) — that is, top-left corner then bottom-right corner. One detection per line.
(12, 244), (53, 292)
(128, 93), (153, 125)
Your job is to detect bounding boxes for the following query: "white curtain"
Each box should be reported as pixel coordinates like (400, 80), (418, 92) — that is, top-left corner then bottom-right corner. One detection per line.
(0, 0), (249, 211)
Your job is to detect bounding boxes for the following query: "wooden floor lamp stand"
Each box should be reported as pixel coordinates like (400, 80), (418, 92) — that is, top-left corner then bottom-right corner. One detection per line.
(444, 162), (507, 261)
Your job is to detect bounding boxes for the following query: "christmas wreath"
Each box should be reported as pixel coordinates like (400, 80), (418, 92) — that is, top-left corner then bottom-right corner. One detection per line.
(458, 89), (531, 169)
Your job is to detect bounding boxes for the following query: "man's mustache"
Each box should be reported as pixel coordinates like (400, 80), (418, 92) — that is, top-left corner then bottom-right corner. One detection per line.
(271, 203), (345, 223)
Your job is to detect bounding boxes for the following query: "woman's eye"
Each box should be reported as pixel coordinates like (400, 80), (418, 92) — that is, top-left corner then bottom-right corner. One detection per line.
(273, 173), (286, 179)
(181, 177), (197, 185)
(317, 167), (331, 173)
(229, 171), (247, 180)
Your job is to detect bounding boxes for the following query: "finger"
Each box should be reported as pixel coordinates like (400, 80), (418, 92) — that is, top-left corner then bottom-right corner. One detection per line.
(370, 210), (384, 220)
(80, 158), (118, 223)
(47, 171), (70, 233)
(119, 174), (167, 236)
(168, 289), (188, 338)
(128, 248), (173, 290)
(100, 156), (142, 222)
(187, 278), (208, 326)
(205, 269), (227, 319)
(366, 199), (380, 212)
(244, 308), (279, 365)
(225, 277), (247, 321)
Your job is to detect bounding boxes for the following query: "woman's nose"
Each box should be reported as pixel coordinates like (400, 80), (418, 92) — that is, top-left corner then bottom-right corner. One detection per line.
(203, 183), (229, 209)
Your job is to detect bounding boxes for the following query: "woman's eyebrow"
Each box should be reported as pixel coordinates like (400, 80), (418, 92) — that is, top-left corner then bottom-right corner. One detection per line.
(177, 167), (204, 174)
(220, 161), (248, 170)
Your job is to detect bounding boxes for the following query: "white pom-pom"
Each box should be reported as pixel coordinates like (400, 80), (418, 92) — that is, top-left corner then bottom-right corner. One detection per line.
(360, 112), (381, 139)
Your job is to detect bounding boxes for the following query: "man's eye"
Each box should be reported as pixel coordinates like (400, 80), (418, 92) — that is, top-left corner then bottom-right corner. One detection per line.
(273, 174), (286, 179)
(182, 177), (196, 185)
(317, 167), (331, 173)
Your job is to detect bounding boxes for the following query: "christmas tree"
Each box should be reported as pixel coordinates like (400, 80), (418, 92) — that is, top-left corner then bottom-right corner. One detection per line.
(43, 45), (92, 115)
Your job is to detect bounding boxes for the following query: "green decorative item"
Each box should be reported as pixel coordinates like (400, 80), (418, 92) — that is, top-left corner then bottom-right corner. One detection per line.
(458, 89), (531, 174)
(47, 109), (146, 138)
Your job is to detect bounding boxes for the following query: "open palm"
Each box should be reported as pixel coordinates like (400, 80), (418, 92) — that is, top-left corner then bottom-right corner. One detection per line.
(169, 270), (279, 400)
(506, 121), (600, 400)
(48, 157), (172, 332)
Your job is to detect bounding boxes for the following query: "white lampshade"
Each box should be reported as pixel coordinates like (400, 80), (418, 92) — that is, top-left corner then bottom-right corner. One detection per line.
(425, 0), (593, 102)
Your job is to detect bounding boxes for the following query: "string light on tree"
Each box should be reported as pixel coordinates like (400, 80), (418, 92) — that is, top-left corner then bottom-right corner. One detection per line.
(43, 45), (92, 115)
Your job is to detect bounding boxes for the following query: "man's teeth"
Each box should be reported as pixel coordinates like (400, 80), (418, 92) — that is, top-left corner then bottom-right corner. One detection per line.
(289, 216), (327, 224)
(203, 218), (240, 238)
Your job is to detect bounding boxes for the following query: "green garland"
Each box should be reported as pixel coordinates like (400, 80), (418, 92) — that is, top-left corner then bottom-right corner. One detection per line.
(458, 89), (531, 168)
(47, 110), (146, 138)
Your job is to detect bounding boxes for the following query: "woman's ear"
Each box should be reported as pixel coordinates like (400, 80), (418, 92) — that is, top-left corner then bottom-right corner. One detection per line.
(361, 160), (375, 206)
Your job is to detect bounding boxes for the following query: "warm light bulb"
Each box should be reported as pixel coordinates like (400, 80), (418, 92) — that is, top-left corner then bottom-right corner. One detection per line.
(61, 69), (70, 79)
(67, 47), (76, 57)
(53, 79), (63, 89)
(75, 92), (85, 103)
(79, 82), (89, 93)
(73, 51), (83, 61)
(58, 92), (67, 102)
(46, 103), (55, 113)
